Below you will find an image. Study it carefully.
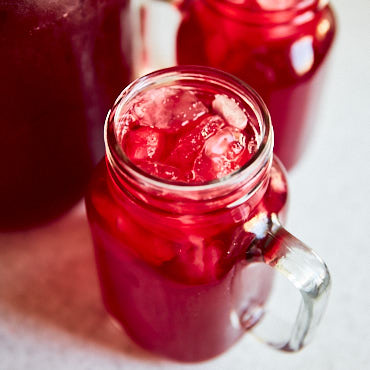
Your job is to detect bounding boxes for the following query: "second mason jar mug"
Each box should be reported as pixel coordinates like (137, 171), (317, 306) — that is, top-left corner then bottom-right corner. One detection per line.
(85, 66), (331, 362)
(131, 0), (336, 170)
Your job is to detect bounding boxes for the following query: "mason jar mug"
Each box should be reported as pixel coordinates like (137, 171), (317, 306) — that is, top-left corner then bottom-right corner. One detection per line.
(85, 66), (331, 362)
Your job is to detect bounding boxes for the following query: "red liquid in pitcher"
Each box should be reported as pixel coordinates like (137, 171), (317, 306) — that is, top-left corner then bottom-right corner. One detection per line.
(0, 0), (131, 229)
(86, 84), (288, 361)
(176, 0), (336, 169)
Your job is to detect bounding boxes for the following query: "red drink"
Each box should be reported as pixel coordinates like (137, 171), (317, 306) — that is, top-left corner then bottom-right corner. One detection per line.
(86, 67), (289, 361)
(0, 0), (131, 229)
(120, 85), (261, 183)
(176, 0), (336, 169)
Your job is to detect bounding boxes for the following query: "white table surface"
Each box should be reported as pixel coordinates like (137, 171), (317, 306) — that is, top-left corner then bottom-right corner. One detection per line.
(1, 0), (369, 369)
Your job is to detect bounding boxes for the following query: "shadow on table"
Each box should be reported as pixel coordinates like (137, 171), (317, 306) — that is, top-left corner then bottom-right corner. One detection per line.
(0, 202), (159, 363)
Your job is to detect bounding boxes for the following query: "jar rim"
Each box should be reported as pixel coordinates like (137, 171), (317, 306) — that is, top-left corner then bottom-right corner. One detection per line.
(105, 66), (273, 197)
(209, 0), (322, 12)
(201, 0), (326, 26)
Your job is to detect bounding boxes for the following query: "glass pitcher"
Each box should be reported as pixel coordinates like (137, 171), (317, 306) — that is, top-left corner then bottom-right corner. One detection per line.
(0, 0), (132, 229)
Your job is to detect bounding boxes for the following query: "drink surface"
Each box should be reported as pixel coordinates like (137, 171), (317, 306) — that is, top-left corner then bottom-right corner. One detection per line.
(118, 86), (260, 183)
(176, 0), (336, 169)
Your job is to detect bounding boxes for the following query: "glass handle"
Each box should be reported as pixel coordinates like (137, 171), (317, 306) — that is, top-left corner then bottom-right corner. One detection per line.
(245, 214), (331, 351)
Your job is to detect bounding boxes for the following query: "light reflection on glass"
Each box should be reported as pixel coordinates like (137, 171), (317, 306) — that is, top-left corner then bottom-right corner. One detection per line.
(290, 35), (314, 76)
(317, 18), (330, 40)
(256, 0), (296, 11)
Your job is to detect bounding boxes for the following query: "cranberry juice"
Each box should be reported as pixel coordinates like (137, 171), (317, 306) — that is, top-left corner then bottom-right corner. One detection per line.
(176, 0), (336, 169)
(0, 0), (131, 229)
(120, 86), (261, 183)
(86, 69), (288, 361)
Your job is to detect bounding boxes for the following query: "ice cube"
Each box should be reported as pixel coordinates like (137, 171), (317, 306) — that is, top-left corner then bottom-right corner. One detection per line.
(167, 114), (225, 168)
(193, 127), (248, 181)
(148, 237), (177, 266)
(194, 152), (241, 182)
(212, 94), (248, 130)
(176, 237), (223, 282)
(124, 127), (165, 162)
(204, 127), (245, 160)
(132, 87), (208, 132)
(115, 112), (136, 143)
(137, 161), (183, 182)
(117, 215), (177, 266)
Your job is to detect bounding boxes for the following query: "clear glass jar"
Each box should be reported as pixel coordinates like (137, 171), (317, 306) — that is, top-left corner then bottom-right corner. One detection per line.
(85, 66), (331, 362)
(133, 0), (336, 170)
(0, 0), (132, 229)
